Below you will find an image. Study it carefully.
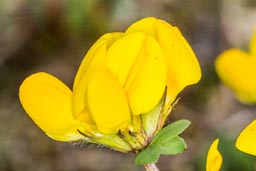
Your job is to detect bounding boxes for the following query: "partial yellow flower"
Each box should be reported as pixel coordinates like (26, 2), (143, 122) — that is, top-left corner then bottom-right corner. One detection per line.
(19, 17), (201, 151)
(206, 139), (223, 171)
(215, 29), (256, 103)
(236, 120), (256, 156)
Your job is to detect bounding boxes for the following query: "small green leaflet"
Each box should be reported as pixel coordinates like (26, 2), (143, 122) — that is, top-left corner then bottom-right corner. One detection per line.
(135, 119), (191, 164)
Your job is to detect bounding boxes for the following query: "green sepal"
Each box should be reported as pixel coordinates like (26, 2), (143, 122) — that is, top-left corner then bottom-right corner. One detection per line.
(135, 119), (191, 164)
(141, 89), (166, 138)
(78, 132), (132, 153)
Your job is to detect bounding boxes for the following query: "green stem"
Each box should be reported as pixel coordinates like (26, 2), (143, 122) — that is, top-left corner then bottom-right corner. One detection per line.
(144, 163), (159, 171)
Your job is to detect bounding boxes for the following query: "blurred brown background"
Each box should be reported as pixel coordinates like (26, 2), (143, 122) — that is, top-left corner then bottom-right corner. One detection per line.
(0, 0), (256, 170)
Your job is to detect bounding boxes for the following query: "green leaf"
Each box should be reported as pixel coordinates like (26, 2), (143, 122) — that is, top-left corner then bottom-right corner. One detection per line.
(135, 119), (190, 164)
(158, 136), (186, 155)
(134, 144), (160, 164)
(151, 119), (191, 144)
(135, 136), (187, 164)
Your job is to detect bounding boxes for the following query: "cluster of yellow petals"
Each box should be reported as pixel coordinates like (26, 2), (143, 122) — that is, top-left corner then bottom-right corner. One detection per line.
(215, 30), (256, 103)
(19, 17), (201, 145)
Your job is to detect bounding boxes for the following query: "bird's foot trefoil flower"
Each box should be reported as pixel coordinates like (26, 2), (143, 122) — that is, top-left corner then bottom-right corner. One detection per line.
(19, 17), (201, 168)
(215, 29), (256, 104)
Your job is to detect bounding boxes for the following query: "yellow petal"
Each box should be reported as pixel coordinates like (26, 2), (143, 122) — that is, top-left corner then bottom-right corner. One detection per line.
(156, 20), (201, 103)
(72, 41), (106, 124)
(126, 17), (201, 104)
(106, 32), (146, 86)
(215, 49), (256, 103)
(206, 139), (223, 171)
(125, 35), (167, 114)
(236, 120), (256, 156)
(87, 68), (131, 134)
(73, 32), (123, 90)
(72, 33), (123, 122)
(249, 28), (256, 56)
(19, 72), (84, 141)
(106, 32), (167, 114)
(126, 17), (158, 37)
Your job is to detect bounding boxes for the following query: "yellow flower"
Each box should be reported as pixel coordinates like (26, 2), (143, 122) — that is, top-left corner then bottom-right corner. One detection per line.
(215, 29), (256, 103)
(19, 17), (201, 151)
(206, 139), (223, 171)
(236, 120), (256, 156)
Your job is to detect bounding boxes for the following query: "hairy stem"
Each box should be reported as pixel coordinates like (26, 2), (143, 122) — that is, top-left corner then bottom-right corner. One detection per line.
(144, 163), (159, 171)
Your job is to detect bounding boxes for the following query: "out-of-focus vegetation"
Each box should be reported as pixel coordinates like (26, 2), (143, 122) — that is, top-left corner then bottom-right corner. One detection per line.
(0, 0), (255, 171)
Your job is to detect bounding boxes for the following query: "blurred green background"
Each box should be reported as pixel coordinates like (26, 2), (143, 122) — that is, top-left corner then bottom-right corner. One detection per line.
(0, 0), (256, 170)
